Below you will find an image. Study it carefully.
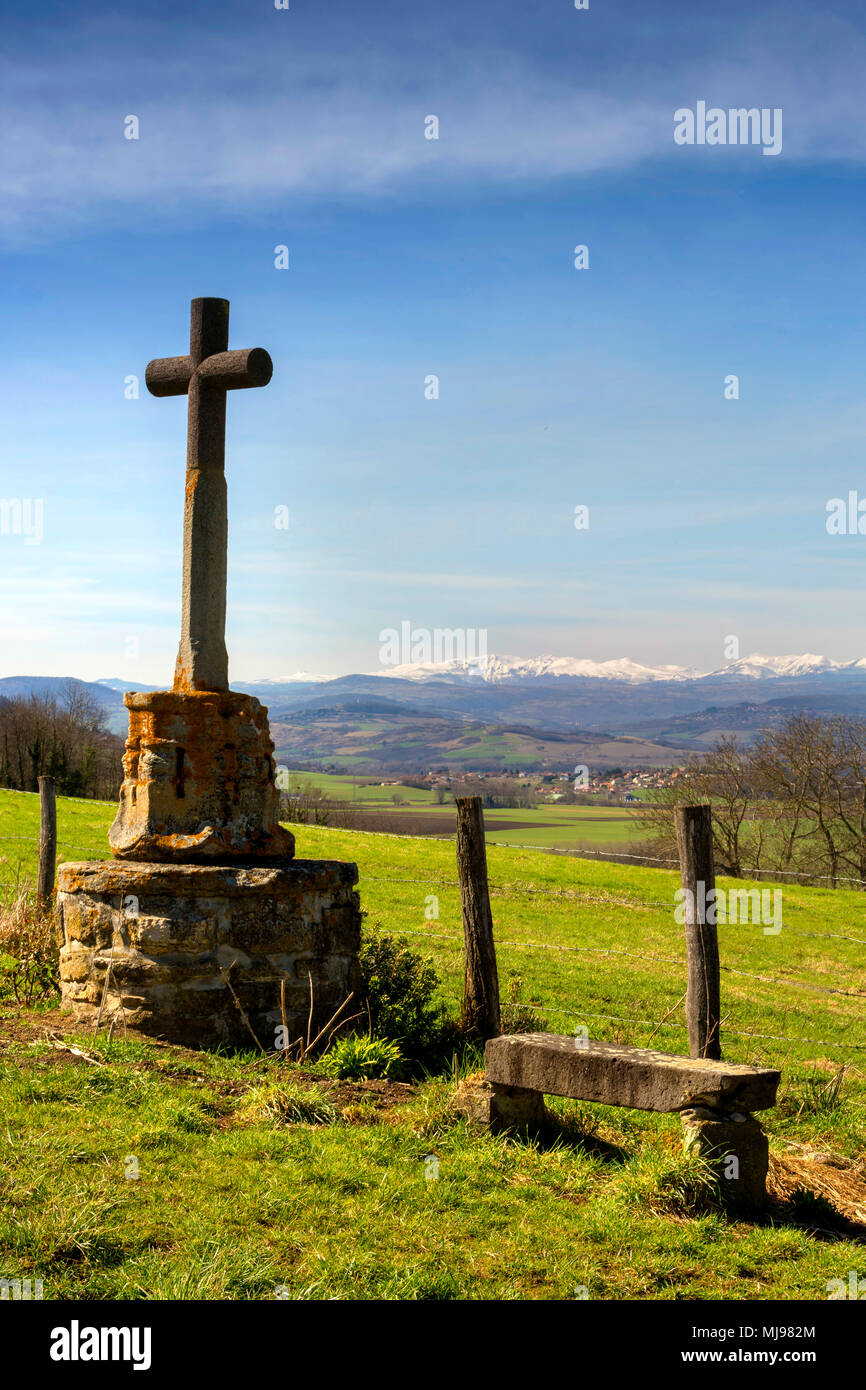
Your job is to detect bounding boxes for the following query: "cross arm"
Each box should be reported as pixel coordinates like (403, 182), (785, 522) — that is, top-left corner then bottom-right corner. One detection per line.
(146, 356), (193, 397)
(145, 347), (273, 397)
(197, 347), (273, 390)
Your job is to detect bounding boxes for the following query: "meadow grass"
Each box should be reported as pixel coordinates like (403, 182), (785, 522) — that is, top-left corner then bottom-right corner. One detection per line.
(1, 788), (864, 1300)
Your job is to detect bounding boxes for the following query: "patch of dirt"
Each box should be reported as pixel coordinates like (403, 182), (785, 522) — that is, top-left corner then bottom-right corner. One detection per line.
(802, 1058), (864, 1078)
(0, 1005), (77, 1047)
(322, 1076), (416, 1111)
(0, 1003), (418, 1113)
(262, 1063), (416, 1112)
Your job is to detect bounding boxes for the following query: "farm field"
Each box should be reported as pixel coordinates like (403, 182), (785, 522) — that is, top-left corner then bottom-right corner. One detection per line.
(361, 803), (640, 850)
(1, 788), (865, 1301)
(466, 805), (639, 849)
(284, 773), (436, 803)
(281, 772), (642, 852)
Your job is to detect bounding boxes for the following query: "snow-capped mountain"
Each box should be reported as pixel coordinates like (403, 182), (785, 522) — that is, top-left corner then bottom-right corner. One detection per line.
(370, 652), (866, 687)
(705, 653), (866, 680)
(92, 653), (866, 695)
(373, 655), (702, 684)
(13, 651), (866, 746)
(244, 672), (337, 685)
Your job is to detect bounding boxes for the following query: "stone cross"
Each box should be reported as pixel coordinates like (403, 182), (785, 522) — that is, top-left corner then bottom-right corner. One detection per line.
(146, 298), (273, 692)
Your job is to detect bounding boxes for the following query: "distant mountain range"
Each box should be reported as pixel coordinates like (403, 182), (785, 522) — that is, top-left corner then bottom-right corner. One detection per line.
(211, 651), (866, 687)
(367, 651), (866, 685)
(5, 653), (866, 769)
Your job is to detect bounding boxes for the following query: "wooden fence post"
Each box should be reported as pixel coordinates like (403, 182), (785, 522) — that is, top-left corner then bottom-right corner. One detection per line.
(455, 796), (501, 1040)
(675, 804), (721, 1060)
(36, 775), (57, 907)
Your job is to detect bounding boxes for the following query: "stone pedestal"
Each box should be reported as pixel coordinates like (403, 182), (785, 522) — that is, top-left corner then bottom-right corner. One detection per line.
(58, 859), (360, 1050)
(455, 1075), (547, 1132)
(109, 689), (294, 863)
(681, 1106), (770, 1207)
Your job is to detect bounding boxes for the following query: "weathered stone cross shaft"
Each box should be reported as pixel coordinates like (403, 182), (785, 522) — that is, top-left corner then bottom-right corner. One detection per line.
(146, 297), (273, 693)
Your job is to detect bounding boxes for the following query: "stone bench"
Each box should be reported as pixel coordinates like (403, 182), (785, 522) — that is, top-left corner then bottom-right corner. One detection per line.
(456, 1033), (781, 1205)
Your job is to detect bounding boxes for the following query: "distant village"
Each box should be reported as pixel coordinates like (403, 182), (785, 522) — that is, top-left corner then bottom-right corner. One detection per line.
(361, 765), (685, 805)
(543, 766), (684, 802)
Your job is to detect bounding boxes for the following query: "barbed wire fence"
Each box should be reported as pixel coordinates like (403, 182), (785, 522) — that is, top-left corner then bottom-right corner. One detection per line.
(358, 892), (866, 1054)
(362, 800), (864, 1062)
(1, 788), (864, 1061)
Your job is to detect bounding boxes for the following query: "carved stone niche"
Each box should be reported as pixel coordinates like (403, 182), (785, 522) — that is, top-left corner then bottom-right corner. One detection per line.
(108, 689), (294, 864)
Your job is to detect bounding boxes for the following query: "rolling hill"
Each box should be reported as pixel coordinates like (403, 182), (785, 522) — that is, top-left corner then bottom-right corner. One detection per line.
(269, 700), (682, 772)
(6, 650), (866, 771)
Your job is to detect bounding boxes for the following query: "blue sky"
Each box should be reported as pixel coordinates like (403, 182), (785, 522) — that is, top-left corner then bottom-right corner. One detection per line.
(1, 0), (866, 683)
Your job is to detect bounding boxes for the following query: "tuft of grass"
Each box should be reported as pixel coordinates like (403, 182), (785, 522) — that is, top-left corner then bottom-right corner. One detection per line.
(499, 971), (547, 1035)
(339, 1101), (380, 1125)
(795, 1065), (850, 1118)
(404, 1080), (461, 1140)
(84, 1034), (158, 1065)
(613, 1143), (722, 1217)
(0, 888), (59, 1006)
(237, 1081), (340, 1127)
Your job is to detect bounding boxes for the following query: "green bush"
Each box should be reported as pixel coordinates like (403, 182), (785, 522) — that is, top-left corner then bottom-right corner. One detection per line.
(321, 1034), (404, 1081)
(359, 929), (448, 1058)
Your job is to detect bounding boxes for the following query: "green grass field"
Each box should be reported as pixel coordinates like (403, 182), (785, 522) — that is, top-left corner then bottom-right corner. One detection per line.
(291, 773), (436, 803)
(474, 805), (639, 849)
(1, 787), (865, 1300)
(282, 772), (641, 851)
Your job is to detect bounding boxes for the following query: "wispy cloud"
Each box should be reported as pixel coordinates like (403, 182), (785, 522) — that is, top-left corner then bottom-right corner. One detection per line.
(4, 8), (866, 239)
(328, 569), (596, 592)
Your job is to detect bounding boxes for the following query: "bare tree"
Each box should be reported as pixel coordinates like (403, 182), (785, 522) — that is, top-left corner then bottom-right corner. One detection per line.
(637, 714), (866, 888)
(635, 736), (753, 875)
(0, 689), (122, 799)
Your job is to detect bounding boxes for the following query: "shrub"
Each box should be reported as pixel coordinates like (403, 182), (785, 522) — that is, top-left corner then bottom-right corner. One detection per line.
(359, 929), (448, 1058)
(321, 1034), (404, 1082)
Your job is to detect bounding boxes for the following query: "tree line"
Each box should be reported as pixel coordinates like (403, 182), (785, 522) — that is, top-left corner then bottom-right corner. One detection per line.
(637, 712), (866, 888)
(449, 777), (537, 809)
(0, 686), (123, 800)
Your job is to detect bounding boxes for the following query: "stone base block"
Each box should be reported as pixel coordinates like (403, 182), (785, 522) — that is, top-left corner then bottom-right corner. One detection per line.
(109, 689), (294, 863)
(57, 859), (360, 1050)
(681, 1106), (770, 1207)
(455, 1075), (547, 1133)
